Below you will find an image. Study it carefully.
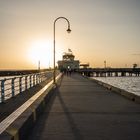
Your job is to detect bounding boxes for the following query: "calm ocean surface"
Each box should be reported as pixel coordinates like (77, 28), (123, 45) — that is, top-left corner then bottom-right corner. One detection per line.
(92, 77), (140, 96)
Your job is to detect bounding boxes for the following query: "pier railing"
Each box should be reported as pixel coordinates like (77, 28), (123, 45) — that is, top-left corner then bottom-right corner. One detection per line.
(0, 71), (54, 103)
(78, 68), (140, 77)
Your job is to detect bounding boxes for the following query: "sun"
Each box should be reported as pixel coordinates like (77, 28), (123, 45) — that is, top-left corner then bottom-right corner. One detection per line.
(27, 40), (53, 68)
(27, 39), (65, 69)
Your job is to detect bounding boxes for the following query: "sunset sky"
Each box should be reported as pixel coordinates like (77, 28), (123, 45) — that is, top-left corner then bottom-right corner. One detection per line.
(0, 0), (140, 69)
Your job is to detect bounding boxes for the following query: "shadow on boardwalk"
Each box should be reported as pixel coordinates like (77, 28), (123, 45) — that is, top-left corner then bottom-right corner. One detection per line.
(56, 87), (84, 140)
(27, 74), (140, 140)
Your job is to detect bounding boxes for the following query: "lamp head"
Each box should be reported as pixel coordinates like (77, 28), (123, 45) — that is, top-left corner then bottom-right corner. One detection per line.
(67, 28), (71, 33)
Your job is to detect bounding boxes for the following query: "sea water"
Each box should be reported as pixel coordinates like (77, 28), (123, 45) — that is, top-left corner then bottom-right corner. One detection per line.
(92, 77), (140, 96)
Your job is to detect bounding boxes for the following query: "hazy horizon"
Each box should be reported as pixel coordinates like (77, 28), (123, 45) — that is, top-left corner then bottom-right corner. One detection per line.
(0, 0), (140, 69)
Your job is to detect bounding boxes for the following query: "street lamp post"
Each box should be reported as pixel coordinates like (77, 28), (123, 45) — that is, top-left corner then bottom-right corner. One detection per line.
(53, 17), (71, 84)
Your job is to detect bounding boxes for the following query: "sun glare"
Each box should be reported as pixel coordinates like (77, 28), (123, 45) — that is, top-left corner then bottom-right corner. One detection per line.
(27, 39), (66, 69)
(28, 40), (53, 68)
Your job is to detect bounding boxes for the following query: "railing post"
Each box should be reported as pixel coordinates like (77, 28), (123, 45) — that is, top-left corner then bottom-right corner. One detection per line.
(25, 76), (28, 90)
(11, 78), (16, 97)
(36, 74), (39, 84)
(40, 74), (43, 82)
(30, 75), (32, 88)
(1, 79), (6, 103)
(44, 72), (47, 81)
(19, 77), (22, 93)
(33, 74), (35, 86)
(39, 74), (41, 83)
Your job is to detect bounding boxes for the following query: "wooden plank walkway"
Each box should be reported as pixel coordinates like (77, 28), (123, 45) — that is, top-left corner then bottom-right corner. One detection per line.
(27, 74), (140, 140)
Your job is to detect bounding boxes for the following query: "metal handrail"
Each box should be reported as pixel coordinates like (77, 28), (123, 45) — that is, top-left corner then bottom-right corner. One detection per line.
(0, 71), (54, 103)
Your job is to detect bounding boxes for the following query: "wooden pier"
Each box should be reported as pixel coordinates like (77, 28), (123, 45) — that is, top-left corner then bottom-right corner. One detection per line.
(78, 68), (140, 77)
(0, 73), (140, 140)
(27, 73), (140, 140)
